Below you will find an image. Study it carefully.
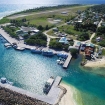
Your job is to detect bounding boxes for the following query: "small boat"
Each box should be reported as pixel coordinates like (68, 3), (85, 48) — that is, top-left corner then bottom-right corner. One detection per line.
(57, 59), (64, 65)
(31, 48), (42, 54)
(6, 46), (12, 49)
(42, 50), (54, 57)
(0, 77), (13, 85)
(57, 53), (68, 59)
(43, 76), (54, 94)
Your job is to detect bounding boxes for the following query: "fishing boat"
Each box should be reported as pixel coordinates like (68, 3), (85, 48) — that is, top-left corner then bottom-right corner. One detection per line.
(43, 76), (54, 94)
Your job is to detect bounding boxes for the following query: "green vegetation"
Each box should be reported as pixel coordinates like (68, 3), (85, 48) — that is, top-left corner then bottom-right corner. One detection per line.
(102, 49), (105, 55)
(0, 18), (10, 24)
(74, 22), (97, 32)
(2, 26), (18, 38)
(59, 25), (83, 35)
(49, 38), (69, 51)
(90, 4), (105, 14)
(92, 26), (105, 47)
(77, 33), (90, 41)
(25, 32), (47, 46)
(70, 48), (78, 57)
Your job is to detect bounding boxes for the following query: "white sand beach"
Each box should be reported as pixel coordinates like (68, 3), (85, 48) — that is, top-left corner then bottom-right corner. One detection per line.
(59, 82), (77, 105)
(84, 57), (105, 68)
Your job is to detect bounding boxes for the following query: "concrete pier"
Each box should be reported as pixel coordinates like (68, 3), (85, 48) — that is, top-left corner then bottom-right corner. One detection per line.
(0, 76), (64, 105)
(63, 53), (72, 69)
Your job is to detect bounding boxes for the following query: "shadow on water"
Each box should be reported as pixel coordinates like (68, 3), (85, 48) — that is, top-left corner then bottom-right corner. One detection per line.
(63, 55), (105, 100)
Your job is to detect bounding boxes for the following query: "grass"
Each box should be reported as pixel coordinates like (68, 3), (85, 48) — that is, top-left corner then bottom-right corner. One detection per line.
(102, 49), (105, 55)
(5, 5), (90, 27)
(0, 18), (10, 24)
(27, 17), (52, 27)
(58, 25), (83, 35)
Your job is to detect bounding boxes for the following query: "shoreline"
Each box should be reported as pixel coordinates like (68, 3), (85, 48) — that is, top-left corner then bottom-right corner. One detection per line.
(84, 57), (105, 68)
(59, 81), (79, 105)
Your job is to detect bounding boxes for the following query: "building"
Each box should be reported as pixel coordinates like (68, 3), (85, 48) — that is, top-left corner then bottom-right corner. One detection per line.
(75, 42), (81, 50)
(59, 37), (69, 44)
(84, 43), (94, 60)
(16, 26), (39, 36)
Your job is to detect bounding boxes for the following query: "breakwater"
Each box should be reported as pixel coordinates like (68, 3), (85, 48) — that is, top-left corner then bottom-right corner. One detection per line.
(0, 76), (65, 105)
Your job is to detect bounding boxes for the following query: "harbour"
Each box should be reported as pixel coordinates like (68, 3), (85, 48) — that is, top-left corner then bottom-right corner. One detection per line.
(0, 28), (72, 69)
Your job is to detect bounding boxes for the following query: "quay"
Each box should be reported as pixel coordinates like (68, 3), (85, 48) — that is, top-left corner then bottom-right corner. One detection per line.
(63, 53), (72, 69)
(0, 76), (65, 105)
(0, 28), (72, 68)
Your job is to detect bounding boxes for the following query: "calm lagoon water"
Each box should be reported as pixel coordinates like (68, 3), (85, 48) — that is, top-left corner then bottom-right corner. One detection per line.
(0, 37), (105, 105)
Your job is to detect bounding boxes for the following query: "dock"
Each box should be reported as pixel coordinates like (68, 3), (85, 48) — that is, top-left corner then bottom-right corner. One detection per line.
(63, 53), (72, 69)
(0, 76), (65, 105)
(0, 28), (72, 68)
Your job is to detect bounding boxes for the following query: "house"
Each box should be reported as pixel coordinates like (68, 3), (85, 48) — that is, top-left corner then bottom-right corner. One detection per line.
(101, 22), (105, 26)
(16, 26), (39, 36)
(84, 43), (95, 60)
(80, 43), (86, 51)
(59, 37), (69, 44)
(96, 37), (101, 42)
(52, 27), (58, 32)
(75, 42), (81, 50)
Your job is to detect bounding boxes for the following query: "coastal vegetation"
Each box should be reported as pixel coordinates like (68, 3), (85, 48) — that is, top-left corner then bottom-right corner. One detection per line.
(0, 18), (10, 24)
(2, 26), (19, 38)
(25, 32), (47, 46)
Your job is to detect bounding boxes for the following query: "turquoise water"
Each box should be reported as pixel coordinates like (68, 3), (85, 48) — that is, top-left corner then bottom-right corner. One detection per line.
(0, 36), (105, 105)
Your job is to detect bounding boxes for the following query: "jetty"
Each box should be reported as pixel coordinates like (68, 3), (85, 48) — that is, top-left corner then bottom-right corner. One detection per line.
(0, 76), (65, 105)
(0, 28), (72, 68)
(63, 53), (72, 69)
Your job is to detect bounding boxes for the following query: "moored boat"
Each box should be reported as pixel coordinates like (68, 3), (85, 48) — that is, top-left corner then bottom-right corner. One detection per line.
(42, 50), (54, 56)
(43, 76), (54, 94)
(0, 77), (13, 85)
(57, 53), (68, 59)
(31, 48), (42, 54)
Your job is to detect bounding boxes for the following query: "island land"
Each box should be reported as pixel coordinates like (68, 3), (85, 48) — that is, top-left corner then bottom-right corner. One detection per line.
(0, 4), (105, 105)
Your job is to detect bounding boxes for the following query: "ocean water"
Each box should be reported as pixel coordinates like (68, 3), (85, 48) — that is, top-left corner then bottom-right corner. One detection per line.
(0, 1), (105, 105)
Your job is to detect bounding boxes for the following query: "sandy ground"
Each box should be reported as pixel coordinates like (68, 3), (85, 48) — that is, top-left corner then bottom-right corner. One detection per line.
(59, 83), (77, 105)
(84, 57), (105, 68)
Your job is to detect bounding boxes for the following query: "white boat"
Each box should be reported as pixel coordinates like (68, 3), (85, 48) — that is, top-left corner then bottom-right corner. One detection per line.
(43, 76), (54, 94)
(0, 77), (13, 85)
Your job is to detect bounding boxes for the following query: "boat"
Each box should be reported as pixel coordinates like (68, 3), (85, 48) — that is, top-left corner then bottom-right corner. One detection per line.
(57, 59), (64, 65)
(57, 53), (68, 59)
(0, 77), (13, 85)
(31, 48), (42, 54)
(43, 76), (54, 94)
(42, 50), (54, 56)
(6, 46), (12, 49)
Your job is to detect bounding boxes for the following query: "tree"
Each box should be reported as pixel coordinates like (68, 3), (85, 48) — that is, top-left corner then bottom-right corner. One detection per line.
(70, 48), (78, 57)
(37, 25), (44, 31)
